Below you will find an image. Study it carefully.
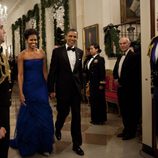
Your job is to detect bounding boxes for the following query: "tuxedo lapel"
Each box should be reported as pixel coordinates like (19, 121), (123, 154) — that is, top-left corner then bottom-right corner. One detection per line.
(121, 50), (131, 70)
(89, 54), (99, 70)
(62, 46), (72, 71)
(73, 48), (81, 72)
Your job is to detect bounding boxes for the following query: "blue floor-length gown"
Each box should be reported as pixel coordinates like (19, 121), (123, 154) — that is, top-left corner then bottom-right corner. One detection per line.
(10, 59), (54, 157)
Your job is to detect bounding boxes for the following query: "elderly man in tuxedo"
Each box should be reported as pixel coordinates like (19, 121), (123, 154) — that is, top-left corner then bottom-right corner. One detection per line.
(113, 37), (140, 140)
(0, 19), (12, 158)
(48, 28), (84, 156)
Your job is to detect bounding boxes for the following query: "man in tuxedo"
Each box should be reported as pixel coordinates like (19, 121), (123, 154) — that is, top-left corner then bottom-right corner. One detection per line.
(149, 36), (158, 135)
(0, 19), (12, 158)
(48, 28), (84, 156)
(113, 37), (140, 140)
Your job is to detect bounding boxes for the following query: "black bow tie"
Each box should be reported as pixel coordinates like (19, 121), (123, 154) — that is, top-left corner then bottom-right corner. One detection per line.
(67, 47), (75, 52)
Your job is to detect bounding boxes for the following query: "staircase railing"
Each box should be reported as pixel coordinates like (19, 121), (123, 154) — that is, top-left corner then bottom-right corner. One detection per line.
(103, 20), (140, 57)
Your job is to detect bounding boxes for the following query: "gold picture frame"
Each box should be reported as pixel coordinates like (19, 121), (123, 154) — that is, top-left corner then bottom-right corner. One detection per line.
(83, 24), (99, 52)
(120, 0), (140, 23)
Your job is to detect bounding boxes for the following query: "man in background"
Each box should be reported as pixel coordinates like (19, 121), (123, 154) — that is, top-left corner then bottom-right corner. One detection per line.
(113, 37), (140, 140)
(0, 19), (12, 158)
(149, 36), (158, 135)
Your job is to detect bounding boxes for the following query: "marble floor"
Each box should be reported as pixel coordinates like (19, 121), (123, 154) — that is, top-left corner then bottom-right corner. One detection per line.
(8, 83), (153, 158)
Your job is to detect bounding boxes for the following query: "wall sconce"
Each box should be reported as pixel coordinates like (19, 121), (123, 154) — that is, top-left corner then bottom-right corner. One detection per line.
(127, 25), (135, 41)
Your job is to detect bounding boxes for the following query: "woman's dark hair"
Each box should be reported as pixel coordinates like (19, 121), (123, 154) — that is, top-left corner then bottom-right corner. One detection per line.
(23, 28), (39, 40)
(90, 43), (102, 53)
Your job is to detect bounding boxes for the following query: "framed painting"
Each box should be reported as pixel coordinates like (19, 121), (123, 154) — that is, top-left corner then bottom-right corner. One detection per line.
(83, 24), (99, 52)
(120, 0), (140, 23)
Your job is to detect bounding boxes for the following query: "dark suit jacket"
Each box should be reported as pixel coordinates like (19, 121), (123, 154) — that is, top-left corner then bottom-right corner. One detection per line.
(0, 78), (11, 107)
(47, 45), (83, 100)
(149, 36), (158, 87)
(151, 60), (158, 87)
(88, 54), (105, 89)
(113, 50), (138, 88)
(82, 55), (91, 83)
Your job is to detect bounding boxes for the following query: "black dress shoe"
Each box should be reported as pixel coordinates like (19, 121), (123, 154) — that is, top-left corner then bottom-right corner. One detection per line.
(55, 130), (61, 140)
(122, 134), (135, 140)
(90, 121), (95, 124)
(72, 146), (84, 156)
(117, 133), (125, 137)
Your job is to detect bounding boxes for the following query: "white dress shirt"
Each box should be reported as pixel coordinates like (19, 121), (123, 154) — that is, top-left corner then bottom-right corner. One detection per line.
(155, 44), (158, 63)
(66, 44), (76, 71)
(87, 54), (98, 70)
(118, 49), (129, 78)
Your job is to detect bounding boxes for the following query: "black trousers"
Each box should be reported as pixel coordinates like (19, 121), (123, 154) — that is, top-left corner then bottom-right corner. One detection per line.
(118, 87), (138, 136)
(90, 88), (107, 123)
(55, 94), (82, 147)
(0, 107), (10, 158)
(153, 87), (158, 135)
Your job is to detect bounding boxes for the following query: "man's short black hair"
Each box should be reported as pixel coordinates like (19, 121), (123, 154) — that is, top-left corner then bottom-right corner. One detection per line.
(66, 28), (77, 35)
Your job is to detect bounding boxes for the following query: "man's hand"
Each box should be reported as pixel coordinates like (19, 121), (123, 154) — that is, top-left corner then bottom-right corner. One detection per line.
(0, 127), (6, 139)
(49, 92), (56, 99)
(114, 79), (121, 88)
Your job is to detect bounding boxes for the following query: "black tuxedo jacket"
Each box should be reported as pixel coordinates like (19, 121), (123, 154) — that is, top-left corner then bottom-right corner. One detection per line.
(113, 50), (137, 89)
(0, 78), (11, 107)
(88, 54), (105, 88)
(48, 45), (83, 100)
(0, 53), (11, 107)
(151, 59), (158, 87)
(149, 36), (158, 87)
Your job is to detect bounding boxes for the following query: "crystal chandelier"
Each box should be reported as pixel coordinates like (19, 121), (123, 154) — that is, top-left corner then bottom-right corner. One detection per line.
(0, 3), (7, 21)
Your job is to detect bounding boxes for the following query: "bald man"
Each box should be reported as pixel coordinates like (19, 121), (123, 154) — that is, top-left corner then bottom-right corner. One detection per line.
(113, 37), (140, 140)
(0, 19), (12, 158)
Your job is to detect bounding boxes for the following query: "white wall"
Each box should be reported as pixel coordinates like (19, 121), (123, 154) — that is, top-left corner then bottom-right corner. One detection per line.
(69, 0), (77, 29)
(75, 0), (120, 70)
(140, 0), (152, 147)
(75, 0), (84, 53)
(45, 7), (54, 69)
(5, 0), (40, 47)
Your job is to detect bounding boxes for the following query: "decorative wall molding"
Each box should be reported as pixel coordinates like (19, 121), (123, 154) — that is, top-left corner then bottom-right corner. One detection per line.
(12, 4), (40, 57)
(11, 0), (69, 57)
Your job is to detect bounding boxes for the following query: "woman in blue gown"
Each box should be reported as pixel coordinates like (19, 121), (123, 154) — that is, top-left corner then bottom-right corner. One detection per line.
(10, 28), (54, 157)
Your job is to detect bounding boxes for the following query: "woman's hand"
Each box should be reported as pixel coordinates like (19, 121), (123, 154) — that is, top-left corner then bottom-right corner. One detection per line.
(19, 93), (26, 105)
